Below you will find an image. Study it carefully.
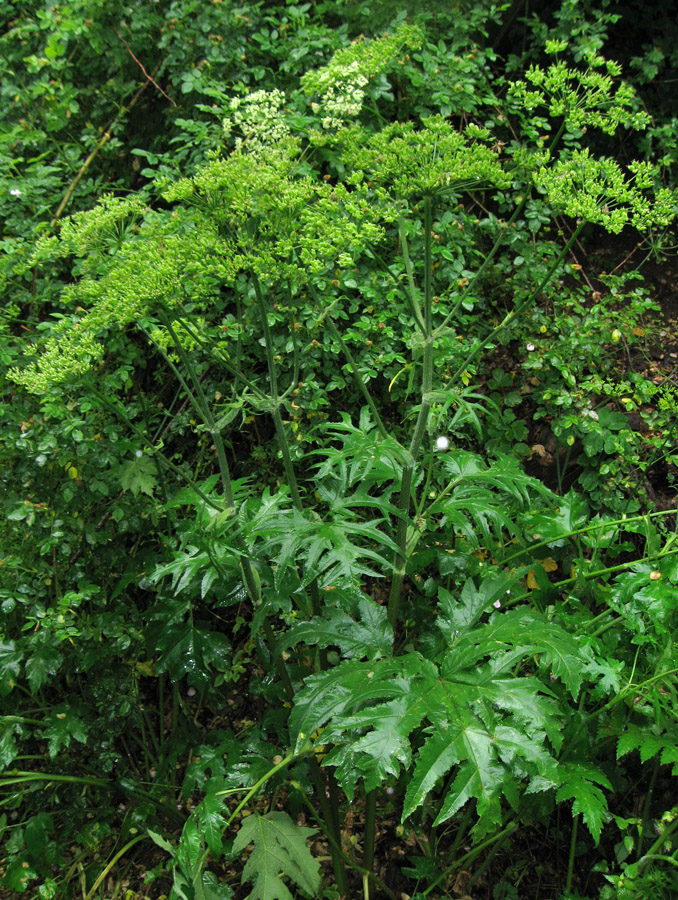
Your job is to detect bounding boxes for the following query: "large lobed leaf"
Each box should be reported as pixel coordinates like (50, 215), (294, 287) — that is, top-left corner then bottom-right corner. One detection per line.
(232, 811), (321, 900)
(278, 595), (392, 661)
(290, 605), (596, 835)
(291, 649), (561, 833)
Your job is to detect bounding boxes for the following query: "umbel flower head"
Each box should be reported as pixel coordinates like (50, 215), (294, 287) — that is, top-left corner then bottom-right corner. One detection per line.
(507, 44), (650, 136)
(10, 210), (235, 393)
(222, 89), (290, 154)
(9, 131), (386, 394)
(533, 150), (675, 233)
(340, 116), (511, 201)
(301, 23), (423, 132)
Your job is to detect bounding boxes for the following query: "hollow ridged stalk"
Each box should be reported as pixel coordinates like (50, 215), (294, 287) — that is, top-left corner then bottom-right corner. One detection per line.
(251, 277), (348, 893)
(387, 196), (435, 629)
(252, 276), (304, 509)
(363, 789), (378, 895)
(566, 814), (579, 894)
(158, 310), (262, 607)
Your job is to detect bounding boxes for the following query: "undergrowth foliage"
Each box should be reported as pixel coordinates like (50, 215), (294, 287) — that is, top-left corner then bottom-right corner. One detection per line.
(2, 8), (678, 900)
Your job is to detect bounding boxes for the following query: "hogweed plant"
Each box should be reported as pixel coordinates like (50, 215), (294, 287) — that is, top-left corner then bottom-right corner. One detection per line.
(8, 27), (678, 900)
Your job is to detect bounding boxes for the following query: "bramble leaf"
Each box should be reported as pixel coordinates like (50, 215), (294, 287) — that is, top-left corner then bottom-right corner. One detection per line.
(119, 454), (158, 497)
(0, 725), (19, 768)
(0, 641), (22, 696)
(25, 646), (62, 693)
(152, 621), (231, 686)
(42, 705), (88, 758)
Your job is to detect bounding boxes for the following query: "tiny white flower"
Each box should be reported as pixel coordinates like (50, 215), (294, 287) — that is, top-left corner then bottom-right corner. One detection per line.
(493, 599), (502, 608)
(526, 342), (535, 351)
(9, 188), (21, 197)
(135, 449), (143, 458)
(435, 435), (450, 451)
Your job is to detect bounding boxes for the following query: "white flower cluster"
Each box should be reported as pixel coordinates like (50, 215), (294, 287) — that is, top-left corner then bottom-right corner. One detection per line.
(310, 61), (369, 130)
(223, 89), (290, 154)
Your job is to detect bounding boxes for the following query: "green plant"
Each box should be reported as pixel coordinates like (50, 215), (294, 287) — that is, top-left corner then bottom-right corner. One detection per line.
(3, 9), (678, 900)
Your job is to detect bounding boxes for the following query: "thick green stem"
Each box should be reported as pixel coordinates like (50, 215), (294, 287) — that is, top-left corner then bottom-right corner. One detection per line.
(423, 196), (433, 335)
(325, 317), (391, 442)
(387, 199), (435, 629)
(500, 510), (675, 569)
(222, 749), (299, 822)
(253, 278), (327, 622)
(253, 275), (305, 509)
(271, 407), (303, 509)
(638, 817), (678, 873)
(85, 835), (146, 900)
(422, 821), (518, 896)
(501, 545), (678, 619)
(160, 316), (234, 503)
(398, 215), (427, 334)
(165, 291), (346, 888)
(159, 310), (263, 606)
(262, 589), (348, 890)
(306, 760), (349, 895)
(292, 783), (397, 899)
(0, 772), (183, 824)
(252, 275), (281, 400)
(446, 803), (474, 860)
(0, 771), (110, 789)
(254, 284), (345, 880)
(363, 789), (377, 884)
(636, 757), (660, 859)
(566, 814), (579, 894)
(0, 715), (44, 727)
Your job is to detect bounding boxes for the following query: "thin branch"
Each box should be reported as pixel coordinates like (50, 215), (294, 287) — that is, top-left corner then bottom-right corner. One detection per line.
(50, 79), (150, 227)
(114, 28), (176, 106)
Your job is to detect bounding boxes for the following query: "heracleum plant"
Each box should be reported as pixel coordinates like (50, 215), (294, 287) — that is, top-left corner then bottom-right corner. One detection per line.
(9, 27), (678, 900)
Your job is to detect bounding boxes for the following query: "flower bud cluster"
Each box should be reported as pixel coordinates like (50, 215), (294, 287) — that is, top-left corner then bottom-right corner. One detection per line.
(301, 24), (422, 131)
(310, 61), (369, 130)
(223, 89), (290, 154)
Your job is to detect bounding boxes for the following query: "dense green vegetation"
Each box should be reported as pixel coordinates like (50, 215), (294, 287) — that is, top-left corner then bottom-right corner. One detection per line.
(1, 2), (677, 899)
